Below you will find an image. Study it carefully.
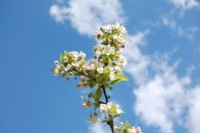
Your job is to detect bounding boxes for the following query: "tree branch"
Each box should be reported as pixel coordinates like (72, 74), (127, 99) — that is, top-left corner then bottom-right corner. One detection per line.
(101, 85), (115, 133)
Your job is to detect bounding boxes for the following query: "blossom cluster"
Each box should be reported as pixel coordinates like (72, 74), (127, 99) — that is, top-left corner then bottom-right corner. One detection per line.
(93, 23), (127, 81)
(52, 23), (142, 133)
(114, 122), (142, 133)
(100, 102), (124, 115)
(52, 23), (128, 89)
(52, 51), (86, 77)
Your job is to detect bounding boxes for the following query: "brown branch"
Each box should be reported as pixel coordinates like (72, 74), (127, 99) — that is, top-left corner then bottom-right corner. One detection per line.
(102, 85), (109, 103)
(101, 85), (115, 133)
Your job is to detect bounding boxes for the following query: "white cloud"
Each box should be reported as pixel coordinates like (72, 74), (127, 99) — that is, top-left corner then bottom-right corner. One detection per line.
(49, 0), (125, 35)
(124, 30), (150, 84)
(162, 17), (198, 40)
(134, 62), (189, 133)
(188, 87), (200, 133)
(124, 31), (186, 132)
(88, 123), (109, 133)
(169, 0), (199, 10)
(124, 31), (200, 133)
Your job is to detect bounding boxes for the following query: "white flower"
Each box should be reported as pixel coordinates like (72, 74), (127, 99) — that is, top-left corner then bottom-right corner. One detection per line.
(136, 127), (142, 133)
(79, 51), (86, 59)
(118, 55), (127, 69)
(53, 63), (62, 76)
(100, 104), (107, 113)
(115, 23), (126, 34)
(115, 104), (124, 114)
(97, 67), (104, 74)
(54, 60), (59, 65)
(104, 45), (115, 55)
(127, 128), (136, 133)
(114, 126), (119, 132)
(87, 63), (95, 70)
(107, 102), (113, 110)
(63, 56), (68, 63)
(108, 67), (114, 72)
(88, 116), (100, 124)
(108, 67), (115, 81)
(95, 46), (103, 55)
(72, 62), (79, 68)
(102, 25), (112, 33)
(54, 68), (60, 76)
(120, 26), (127, 34)
(114, 22), (121, 29)
(114, 66), (122, 73)
(69, 51), (79, 61)
(109, 72), (115, 81)
(64, 64), (72, 71)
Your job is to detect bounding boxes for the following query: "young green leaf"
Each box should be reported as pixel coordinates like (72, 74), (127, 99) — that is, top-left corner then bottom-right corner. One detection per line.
(103, 68), (110, 80)
(115, 74), (128, 81)
(60, 53), (64, 63)
(125, 121), (131, 128)
(64, 50), (69, 57)
(110, 74), (128, 84)
(110, 79), (122, 84)
(94, 87), (102, 102)
(110, 105), (116, 114)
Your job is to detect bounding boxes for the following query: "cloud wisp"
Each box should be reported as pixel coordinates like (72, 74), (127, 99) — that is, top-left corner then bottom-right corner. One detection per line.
(169, 0), (199, 10)
(124, 30), (200, 133)
(162, 17), (198, 40)
(49, 0), (125, 35)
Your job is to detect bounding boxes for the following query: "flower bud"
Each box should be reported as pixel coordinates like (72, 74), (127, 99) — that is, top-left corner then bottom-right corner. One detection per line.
(76, 84), (81, 88)
(54, 60), (59, 65)
(114, 126), (119, 132)
(82, 103), (88, 108)
(121, 44), (125, 48)
(108, 39), (112, 44)
(93, 46), (98, 51)
(100, 27), (105, 32)
(136, 127), (142, 133)
(93, 55), (97, 59)
(80, 66), (86, 73)
(94, 112), (98, 116)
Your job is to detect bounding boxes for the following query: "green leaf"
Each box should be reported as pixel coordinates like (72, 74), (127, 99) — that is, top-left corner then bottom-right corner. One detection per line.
(108, 58), (112, 66)
(61, 72), (67, 77)
(110, 105), (116, 113)
(64, 50), (69, 57)
(112, 114), (120, 119)
(94, 87), (102, 102)
(103, 68), (110, 80)
(60, 53), (64, 63)
(79, 61), (85, 68)
(124, 129), (128, 133)
(125, 121), (131, 128)
(110, 79), (121, 84)
(115, 74), (128, 81)
(101, 41), (107, 45)
(110, 74), (128, 84)
(108, 86), (113, 90)
(103, 68), (110, 75)
(88, 92), (95, 98)
(89, 83), (94, 88)
(102, 119), (108, 123)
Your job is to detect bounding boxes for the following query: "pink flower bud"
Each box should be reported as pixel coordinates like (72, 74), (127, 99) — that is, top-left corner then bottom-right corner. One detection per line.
(82, 103), (87, 108)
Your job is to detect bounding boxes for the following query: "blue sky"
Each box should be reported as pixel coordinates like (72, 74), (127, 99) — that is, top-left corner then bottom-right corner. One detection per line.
(0, 0), (200, 133)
